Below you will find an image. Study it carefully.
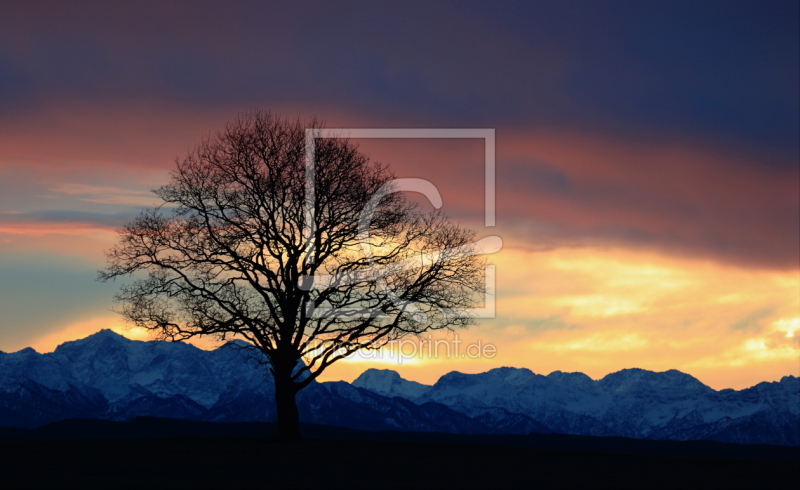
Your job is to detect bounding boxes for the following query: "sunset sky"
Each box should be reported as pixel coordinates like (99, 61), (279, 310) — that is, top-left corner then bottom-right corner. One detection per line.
(0, 1), (797, 390)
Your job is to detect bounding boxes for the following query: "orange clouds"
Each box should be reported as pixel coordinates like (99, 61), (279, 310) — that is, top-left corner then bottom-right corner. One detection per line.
(496, 246), (799, 389)
(496, 130), (798, 269)
(0, 102), (223, 174)
(333, 128), (798, 269)
(0, 107), (796, 392)
(10, 237), (795, 391)
(319, 245), (799, 390)
(3, 103), (794, 273)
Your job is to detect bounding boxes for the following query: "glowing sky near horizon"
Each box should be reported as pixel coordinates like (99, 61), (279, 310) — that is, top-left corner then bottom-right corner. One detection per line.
(0, 1), (797, 391)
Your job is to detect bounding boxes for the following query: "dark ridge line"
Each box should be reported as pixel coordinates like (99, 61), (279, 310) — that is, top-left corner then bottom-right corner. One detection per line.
(0, 417), (796, 461)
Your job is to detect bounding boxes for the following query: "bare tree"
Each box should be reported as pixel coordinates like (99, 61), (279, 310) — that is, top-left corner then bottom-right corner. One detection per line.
(100, 111), (487, 440)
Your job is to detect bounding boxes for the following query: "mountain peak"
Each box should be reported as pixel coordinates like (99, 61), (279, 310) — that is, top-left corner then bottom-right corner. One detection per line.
(547, 370), (595, 388)
(598, 368), (711, 394)
(53, 328), (131, 354)
(211, 339), (255, 353)
(355, 368), (400, 381)
(486, 366), (536, 377)
(93, 329), (128, 339)
(11, 346), (38, 355)
(228, 339), (253, 347)
(352, 369), (429, 398)
(436, 367), (539, 388)
(72, 328), (128, 342)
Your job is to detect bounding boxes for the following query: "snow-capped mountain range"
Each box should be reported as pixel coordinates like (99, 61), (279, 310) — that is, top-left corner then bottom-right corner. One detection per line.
(1, 330), (797, 445)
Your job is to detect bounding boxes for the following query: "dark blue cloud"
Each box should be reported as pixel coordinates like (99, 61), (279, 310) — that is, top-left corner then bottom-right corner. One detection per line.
(0, 0), (795, 165)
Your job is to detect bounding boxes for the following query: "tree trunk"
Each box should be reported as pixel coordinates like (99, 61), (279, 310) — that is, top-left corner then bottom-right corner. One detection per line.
(274, 372), (302, 441)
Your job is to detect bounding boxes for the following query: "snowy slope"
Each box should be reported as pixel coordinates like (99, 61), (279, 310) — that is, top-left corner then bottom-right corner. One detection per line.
(359, 366), (799, 443)
(352, 368), (430, 399)
(0, 330), (268, 407)
(0, 331), (497, 434)
(1, 331), (797, 445)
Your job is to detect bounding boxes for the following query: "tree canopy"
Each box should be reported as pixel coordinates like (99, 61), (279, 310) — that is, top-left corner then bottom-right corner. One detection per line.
(100, 111), (487, 438)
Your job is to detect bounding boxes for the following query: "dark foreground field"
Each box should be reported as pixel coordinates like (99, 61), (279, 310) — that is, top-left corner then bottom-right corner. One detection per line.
(0, 419), (797, 489)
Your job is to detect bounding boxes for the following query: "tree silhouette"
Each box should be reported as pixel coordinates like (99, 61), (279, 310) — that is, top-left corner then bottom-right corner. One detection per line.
(100, 111), (487, 440)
